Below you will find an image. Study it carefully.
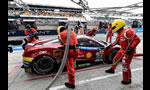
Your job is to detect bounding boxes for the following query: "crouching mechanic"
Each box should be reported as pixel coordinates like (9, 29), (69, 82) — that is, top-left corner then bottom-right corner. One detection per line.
(24, 24), (39, 43)
(105, 19), (140, 85)
(57, 26), (79, 89)
(86, 27), (98, 37)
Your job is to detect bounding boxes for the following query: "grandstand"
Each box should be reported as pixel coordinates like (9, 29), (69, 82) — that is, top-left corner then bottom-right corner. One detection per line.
(8, 0), (89, 36)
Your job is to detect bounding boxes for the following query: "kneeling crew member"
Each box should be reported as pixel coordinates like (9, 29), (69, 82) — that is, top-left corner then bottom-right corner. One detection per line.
(57, 26), (79, 89)
(86, 27), (98, 37)
(24, 24), (38, 43)
(105, 19), (140, 85)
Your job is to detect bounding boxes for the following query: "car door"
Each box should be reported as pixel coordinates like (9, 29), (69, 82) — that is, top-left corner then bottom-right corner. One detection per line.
(77, 38), (100, 61)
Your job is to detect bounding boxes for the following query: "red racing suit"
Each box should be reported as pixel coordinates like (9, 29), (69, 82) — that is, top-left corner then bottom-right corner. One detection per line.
(111, 28), (140, 79)
(106, 26), (113, 43)
(24, 28), (37, 43)
(86, 30), (96, 37)
(58, 30), (79, 85)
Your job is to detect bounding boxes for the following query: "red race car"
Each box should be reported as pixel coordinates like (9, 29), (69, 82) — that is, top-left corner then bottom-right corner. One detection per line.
(22, 35), (120, 74)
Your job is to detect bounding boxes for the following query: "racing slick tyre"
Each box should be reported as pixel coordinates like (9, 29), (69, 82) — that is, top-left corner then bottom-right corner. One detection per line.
(32, 55), (57, 75)
(108, 49), (120, 64)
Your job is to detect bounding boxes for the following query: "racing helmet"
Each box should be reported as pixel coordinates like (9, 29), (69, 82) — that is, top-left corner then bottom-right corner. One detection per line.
(57, 26), (66, 34)
(26, 24), (32, 31)
(92, 26), (98, 31)
(111, 19), (125, 33)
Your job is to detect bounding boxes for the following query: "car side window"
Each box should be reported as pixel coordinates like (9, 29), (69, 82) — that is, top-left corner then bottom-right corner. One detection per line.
(78, 38), (100, 47)
(88, 40), (100, 47)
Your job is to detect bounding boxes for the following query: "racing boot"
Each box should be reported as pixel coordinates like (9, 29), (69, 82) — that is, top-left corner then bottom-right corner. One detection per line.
(121, 79), (132, 85)
(65, 82), (75, 89)
(105, 68), (115, 74)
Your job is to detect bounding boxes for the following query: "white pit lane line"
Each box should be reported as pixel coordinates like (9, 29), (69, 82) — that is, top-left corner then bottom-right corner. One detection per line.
(49, 67), (143, 90)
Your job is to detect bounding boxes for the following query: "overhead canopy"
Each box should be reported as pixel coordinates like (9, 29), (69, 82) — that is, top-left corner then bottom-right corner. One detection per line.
(21, 0), (83, 9)
(20, 0), (143, 15)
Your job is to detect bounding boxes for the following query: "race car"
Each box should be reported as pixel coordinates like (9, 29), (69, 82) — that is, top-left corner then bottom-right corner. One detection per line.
(22, 35), (120, 75)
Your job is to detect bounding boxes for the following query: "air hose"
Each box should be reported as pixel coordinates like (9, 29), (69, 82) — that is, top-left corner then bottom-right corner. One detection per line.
(45, 27), (71, 90)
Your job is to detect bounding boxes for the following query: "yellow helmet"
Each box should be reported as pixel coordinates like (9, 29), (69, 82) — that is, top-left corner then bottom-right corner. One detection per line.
(57, 26), (65, 34)
(111, 19), (126, 33)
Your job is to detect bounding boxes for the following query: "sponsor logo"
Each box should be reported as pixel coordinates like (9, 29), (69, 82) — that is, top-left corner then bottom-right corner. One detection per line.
(120, 37), (126, 41)
(53, 49), (61, 58)
(39, 50), (47, 54)
(86, 52), (92, 59)
(78, 46), (99, 50)
(78, 55), (85, 58)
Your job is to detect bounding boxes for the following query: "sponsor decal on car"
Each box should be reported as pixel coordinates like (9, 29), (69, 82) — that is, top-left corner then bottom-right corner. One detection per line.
(78, 55), (85, 58)
(23, 61), (32, 67)
(39, 50), (47, 54)
(78, 46), (99, 50)
(86, 52), (92, 59)
(53, 49), (62, 58)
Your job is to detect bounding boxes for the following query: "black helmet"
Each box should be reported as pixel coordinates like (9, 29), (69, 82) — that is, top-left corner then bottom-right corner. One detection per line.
(26, 24), (32, 30)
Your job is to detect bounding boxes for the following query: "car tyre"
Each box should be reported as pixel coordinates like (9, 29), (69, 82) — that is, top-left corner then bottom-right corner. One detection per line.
(32, 55), (56, 75)
(108, 49), (119, 64)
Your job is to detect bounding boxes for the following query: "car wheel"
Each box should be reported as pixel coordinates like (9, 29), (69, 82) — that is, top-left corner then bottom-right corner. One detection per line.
(32, 56), (56, 75)
(108, 49), (119, 64)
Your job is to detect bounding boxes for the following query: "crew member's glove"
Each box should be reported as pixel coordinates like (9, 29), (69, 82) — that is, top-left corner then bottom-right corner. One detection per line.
(105, 44), (112, 50)
(126, 47), (134, 55)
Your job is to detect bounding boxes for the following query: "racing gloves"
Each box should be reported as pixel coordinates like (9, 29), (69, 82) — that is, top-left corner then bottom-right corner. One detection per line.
(126, 47), (134, 55)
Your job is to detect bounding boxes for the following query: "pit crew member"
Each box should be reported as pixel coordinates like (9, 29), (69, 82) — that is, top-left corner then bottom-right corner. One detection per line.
(105, 19), (141, 85)
(105, 23), (113, 43)
(86, 27), (98, 37)
(57, 26), (79, 89)
(24, 24), (39, 43)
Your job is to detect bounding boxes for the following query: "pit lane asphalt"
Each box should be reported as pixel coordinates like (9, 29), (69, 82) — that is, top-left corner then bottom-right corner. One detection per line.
(8, 33), (143, 90)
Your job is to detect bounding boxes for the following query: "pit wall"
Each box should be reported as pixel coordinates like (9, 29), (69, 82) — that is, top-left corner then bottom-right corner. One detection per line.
(8, 28), (143, 36)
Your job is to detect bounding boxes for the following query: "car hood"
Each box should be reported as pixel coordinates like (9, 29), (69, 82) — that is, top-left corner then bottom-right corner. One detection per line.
(25, 39), (62, 51)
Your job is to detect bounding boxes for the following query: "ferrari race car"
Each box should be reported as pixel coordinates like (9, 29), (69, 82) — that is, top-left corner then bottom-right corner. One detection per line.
(22, 35), (120, 75)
